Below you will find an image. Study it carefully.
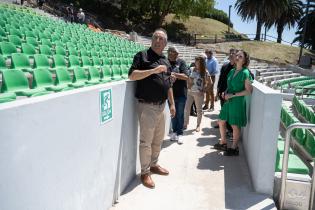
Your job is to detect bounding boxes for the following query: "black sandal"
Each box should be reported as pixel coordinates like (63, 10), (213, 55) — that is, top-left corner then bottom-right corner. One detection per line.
(213, 143), (227, 151)
(224, 147), (239, 156)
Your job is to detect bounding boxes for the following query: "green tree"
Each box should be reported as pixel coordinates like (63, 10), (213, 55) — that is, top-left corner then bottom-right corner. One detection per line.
(293, 0), (315, 50)
(235, 0), (288, 41)
(265, 0), (303, 43)
(121, 0), (215, 29)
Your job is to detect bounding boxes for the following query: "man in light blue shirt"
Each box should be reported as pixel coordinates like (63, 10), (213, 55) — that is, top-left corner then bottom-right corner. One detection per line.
(203, 49), (218, 110)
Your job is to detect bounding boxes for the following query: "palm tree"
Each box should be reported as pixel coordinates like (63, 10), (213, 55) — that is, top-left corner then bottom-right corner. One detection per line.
(293, 0), (315, 50)
(235, 0), (288, 41)
(265, 0), (303, 43)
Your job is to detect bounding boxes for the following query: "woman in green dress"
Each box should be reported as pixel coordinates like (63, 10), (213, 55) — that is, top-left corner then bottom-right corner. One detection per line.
(213, 50), (253, 156)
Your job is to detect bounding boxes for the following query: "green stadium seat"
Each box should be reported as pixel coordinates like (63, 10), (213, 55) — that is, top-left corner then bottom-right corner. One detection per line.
(33, 54), (50, 69)
(21, 43), (36, 57)
(26, 36), (39, 47)
(0, 54), (7, 70)
(11, 53), (33, 72)
(304, 130), (315, 158)
(81, 56), (92, 67)
(1, 69), (51, 97)
(41, 38), (52, 48)
(39, 44), (52, 56)
(52, 55), (67, 68)
(32, 68), (64, 92)
(121, 64), (129, 79)
(86, 67), (100, 85)
(68, 55), (81, 68)
(9, 28), (23, 38)
(111, 65), (122, 81)
(25, 30), (36, 38)
(90, 49), (99, 57)
(275, 150), (309, 174)
(8, 34), (22, 47)
(92, 56), (102, 67)
(79, 49), (89, 57)
(53, 40), (64, 47)
(68, 47), (78, 56)
(277, 140), (294, 154)
(293, 128), (306, 145)
(0, 27), (7, 38)
(100, 66), (112, 83)
(0, 43), (15, 59)
(0, 92), (16, 103)
(54, 68), (76, 91)
(103, 57), (111, 65)
(70, 67), (88, 88)
(55, 46), (67, 56)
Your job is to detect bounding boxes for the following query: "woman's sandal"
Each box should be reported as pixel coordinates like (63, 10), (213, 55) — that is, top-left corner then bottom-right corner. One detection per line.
(213, 143), (227, 151)
(224, 147), (239, 156)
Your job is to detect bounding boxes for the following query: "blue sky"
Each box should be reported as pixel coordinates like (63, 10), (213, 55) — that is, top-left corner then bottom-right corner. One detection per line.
(214, 0), (303, 44)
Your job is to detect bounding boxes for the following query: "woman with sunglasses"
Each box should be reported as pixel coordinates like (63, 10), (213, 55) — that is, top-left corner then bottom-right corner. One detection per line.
(214, 50), (253, 156)
(184, 54), (212, 132)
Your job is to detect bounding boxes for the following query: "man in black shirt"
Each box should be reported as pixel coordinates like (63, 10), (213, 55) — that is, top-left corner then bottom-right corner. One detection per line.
(128, 29), (176, 189)
(167, 46), (188, 144)
(215, 48), (237, 131)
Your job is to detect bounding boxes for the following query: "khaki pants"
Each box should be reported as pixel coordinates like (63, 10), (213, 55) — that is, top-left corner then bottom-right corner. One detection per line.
(184, 90), (204, 127)
(205, 75), (216, 108)
(137, 102), (166, 175)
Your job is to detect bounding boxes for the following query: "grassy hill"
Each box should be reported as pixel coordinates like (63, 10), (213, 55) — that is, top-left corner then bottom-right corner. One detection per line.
(161, 14), (315, 65)
(164, 14), (240, 38)
(197, 41), (314, 65)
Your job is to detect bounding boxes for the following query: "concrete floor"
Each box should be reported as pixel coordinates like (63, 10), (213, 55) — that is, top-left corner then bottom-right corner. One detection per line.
(110, 102), (277, 210)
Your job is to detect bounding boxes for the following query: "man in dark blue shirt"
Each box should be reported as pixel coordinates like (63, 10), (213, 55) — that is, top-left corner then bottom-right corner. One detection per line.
(168, 46), (188, 144)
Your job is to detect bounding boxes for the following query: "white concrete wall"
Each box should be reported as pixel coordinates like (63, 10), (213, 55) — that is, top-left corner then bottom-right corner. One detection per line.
(242, 81), (283, 195)
(0, 81), (132, 210)
(0, 80), (172, 210)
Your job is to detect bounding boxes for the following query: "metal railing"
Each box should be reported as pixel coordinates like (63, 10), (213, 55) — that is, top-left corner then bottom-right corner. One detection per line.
(279, 123), (315, 210)
(193, 33), (299, 47)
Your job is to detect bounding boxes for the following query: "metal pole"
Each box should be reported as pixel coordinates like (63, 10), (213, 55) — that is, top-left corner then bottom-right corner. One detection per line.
(279, 123), (315, 210)
(298, 0), (311, 64)
(228, 5), (232, 33)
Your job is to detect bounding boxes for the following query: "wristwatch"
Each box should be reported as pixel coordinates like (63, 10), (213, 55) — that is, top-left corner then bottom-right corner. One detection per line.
(233, 93), (236, 96)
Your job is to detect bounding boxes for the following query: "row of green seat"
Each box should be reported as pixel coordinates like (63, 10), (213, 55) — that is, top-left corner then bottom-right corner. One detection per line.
(280, 106), (315, 158)
(0, 53), (130, 74)
(0, 28), (143, 53)
(0, 66), (129, 103)
(277, 76), (313, 88)
(0, 2), (145, 104)
(293, 96), (315, 124)
(0, 41), (135, 64)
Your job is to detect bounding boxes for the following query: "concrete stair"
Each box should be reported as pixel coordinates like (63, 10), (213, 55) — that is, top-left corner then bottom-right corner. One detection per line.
(136, 35), (301, 88)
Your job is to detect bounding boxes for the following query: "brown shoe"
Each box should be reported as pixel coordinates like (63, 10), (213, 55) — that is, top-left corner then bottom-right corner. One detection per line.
(150, 165), (169, 176)
(140, 174), (155, 189)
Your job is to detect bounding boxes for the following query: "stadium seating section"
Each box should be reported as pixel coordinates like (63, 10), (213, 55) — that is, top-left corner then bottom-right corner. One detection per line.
(277, 96), (315, 176)
(0, 3), (145, 103)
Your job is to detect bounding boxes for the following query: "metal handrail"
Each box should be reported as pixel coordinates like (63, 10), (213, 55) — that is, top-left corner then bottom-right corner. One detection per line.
(279, 123), (315, 210)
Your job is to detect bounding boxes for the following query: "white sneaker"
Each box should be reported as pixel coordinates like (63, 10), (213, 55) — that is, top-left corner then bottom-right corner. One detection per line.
(177, 135), (183, 144)
(170, 133), (177, 141)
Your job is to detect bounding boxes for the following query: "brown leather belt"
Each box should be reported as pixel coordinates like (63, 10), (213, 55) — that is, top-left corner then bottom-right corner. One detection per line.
(138, 99), (164, 105)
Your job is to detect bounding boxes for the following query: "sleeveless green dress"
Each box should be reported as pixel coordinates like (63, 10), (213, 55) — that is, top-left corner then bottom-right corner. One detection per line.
(219, 67), (253, 127)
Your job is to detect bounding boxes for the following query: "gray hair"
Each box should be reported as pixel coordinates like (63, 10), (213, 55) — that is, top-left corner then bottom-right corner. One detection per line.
(153, 28), (168, 43)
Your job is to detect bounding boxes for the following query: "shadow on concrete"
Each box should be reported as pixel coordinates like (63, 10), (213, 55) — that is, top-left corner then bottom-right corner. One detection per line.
(203, 113), (219, 119)
(161, 139), (177, 149)
(183, 129), (196, 136)
(120, 174), (141, 196)
(196, 136), (217, 147)
(197, 140), (275, 209)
